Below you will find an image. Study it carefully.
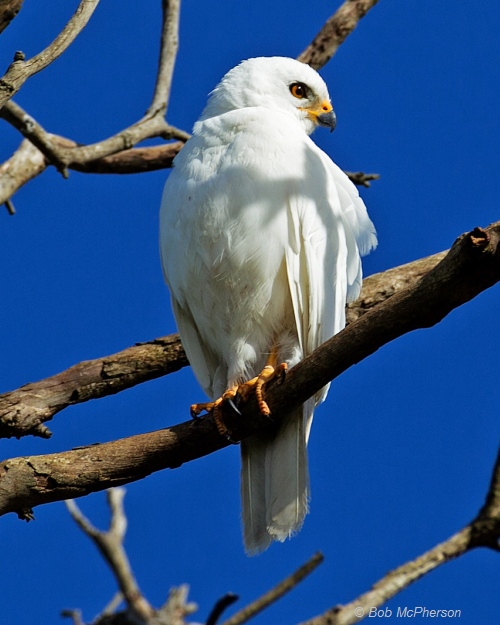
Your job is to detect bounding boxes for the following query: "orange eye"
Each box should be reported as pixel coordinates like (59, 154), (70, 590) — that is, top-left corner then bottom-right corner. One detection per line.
(290, 82), (307, 99)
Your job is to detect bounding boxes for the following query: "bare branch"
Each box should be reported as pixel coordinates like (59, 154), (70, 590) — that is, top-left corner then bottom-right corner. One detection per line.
(0, 99), (189, 175)
(156, 585), (198, 625)
(0, 333), (188, 439)
(0, 0), (24, 35)
(0, 0), (100, 109)
(298, 0), (380, 70)
(206, 594), (239, 625)
(0, 137), (184, 205)
(345, 171), (380, 188)
(299, 447), (500, 625)
(146, 0), (181, 118)
(0, 222), (499, 515)
(0, 138), (47, 205)
(66, 488), (154, 621)
(220, 553), (324, 625)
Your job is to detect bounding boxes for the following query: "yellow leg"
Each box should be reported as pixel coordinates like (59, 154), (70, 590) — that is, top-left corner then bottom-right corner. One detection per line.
(190, 347), (287, 439)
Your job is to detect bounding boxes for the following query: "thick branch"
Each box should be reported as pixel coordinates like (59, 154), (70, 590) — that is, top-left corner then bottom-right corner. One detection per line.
(0, 0), (99, 109)
(0, 223), (499, 516)
(0, 251), (445, 440)
(298, 0), (380, 70)
(0, 334), (188, 439)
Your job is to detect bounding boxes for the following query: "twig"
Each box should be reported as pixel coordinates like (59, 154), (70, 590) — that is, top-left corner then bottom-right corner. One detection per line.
(156, 585), (198, 625)
(299, 447), (500, 625)
(147, 0), (181, 118)
(220, 553), (324, 625)
(345, 171), (380, 188)
(66, 488), (154, 622)
(0, 0), (100, 109)
(206, 594), (239, 625)
(61, 609), (85, 625)
(298, 0), (380, 70)
(0, 222), (498, 514)
(4, 198), (15, 214)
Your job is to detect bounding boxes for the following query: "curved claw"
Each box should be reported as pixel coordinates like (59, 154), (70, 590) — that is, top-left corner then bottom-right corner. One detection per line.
(227, 398), (242, 416)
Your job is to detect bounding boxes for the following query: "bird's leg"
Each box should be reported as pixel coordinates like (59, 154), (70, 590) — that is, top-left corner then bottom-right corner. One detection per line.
(190, 348), (287, 440)
(235, 348), (287, 417)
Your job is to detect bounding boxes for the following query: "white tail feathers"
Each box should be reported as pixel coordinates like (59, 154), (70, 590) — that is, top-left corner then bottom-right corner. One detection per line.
(241, 404), (312, 555)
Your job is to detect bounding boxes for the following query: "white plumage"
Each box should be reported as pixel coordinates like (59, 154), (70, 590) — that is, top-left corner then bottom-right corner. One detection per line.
(160, 57), (377, 554)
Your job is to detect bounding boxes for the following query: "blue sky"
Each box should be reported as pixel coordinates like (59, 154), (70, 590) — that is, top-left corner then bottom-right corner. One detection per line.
(1, 0), (499, 623)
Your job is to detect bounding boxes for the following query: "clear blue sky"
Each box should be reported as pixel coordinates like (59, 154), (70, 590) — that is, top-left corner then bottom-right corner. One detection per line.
(1, 1), (499, 623)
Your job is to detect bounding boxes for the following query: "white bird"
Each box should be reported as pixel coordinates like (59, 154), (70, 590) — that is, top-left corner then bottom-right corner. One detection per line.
(160, 56), (377, 554)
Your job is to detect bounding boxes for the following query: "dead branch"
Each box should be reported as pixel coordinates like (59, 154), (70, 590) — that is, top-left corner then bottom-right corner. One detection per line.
(0, 0), (100, 109)
(0, 138), (184, 206)
(220, 553), (324, 625)
(0, 334), (188, 439)
(0, 251), (445, 440)
(299, 446), (500, 625)
(344, 171), (380, 188)
(298, 0), (380, 70)
(0, 222), (498, 517)
(66, 488), (154, 622)
(0, 0), (24, 35)
(0, 99), (189, 177)
(147, 0), (181, 118)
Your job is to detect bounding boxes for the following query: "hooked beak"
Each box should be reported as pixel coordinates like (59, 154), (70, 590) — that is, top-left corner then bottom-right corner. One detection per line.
(317, 109), (337, 132)
(303, 99), (337, 132)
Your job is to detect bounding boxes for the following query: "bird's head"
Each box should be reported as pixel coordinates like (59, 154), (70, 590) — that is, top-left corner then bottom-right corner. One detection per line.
(200, 56), (336, 136)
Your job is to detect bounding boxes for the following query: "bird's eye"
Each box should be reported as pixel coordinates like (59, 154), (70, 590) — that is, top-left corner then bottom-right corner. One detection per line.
(289, 82), (308, 99)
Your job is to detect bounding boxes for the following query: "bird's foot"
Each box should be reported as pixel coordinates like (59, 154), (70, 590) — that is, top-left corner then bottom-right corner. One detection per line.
(189, 361), (287, 441)
(235, 362), (288, 417)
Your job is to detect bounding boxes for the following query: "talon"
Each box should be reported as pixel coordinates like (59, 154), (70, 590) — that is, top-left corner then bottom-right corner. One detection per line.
(277, 362), (288, 384)
(227, 398), (242, 416)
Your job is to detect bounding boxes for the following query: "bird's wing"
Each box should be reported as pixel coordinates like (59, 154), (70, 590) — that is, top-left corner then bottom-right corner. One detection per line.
(325, 158), (378, 301)
(284, 140), (377, 408)
(159, 162), (223, 400)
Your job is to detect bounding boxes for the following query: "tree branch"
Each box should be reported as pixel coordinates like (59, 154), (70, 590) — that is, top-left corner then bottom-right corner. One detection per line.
(0, 99), (189, 177)
(0, 250), (445, 440)
(297, 0), (380, 70)
(66, 488), (154, 622)
(0, 222), (498, 517)
(220, 553), (324, 625)
(0, 137), (184, 206)
(0, 0), (100, 109)
(0, 0), (24, 35)
(0, 334), (188, 439)
(146, 0), (181, 118)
